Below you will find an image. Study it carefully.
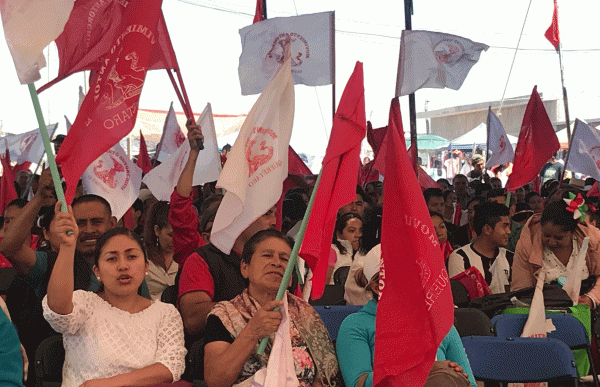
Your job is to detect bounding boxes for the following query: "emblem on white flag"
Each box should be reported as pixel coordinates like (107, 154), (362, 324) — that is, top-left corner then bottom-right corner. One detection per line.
(397, 30), (488, 96)
(238, 11), (333, 96)
(486, 109), (514, 168)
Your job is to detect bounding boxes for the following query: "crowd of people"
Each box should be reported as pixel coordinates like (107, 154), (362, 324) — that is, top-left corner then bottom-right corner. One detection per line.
(0, 124), (598, 387)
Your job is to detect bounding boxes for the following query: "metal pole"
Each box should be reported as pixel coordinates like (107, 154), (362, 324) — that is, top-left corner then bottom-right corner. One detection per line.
(485, 106), (491, 179)
(558, 44), (571, 158)
(331, 11), (336, 119)
(403, 0), (418, 176)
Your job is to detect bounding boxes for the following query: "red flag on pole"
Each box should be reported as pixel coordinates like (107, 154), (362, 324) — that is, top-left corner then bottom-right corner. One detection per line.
(299, 61), (366, 299)
(408, 144), (442, 190)
(137, 132), (153, 174)
(375, 97), (453, 386)
(37, 0), (178, 93)
(56, 0), (164, 203)
(505, 86), (560, 192)
(0, 148), (18, 215)
(253, 0), (266, 23)
(545, 0), (560, 51)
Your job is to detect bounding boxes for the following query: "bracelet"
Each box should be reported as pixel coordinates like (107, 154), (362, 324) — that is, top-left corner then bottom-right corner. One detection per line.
(583, 293), (597, 310)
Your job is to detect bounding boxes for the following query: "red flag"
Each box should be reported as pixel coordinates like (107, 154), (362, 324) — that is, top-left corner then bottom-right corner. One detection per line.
(299, 62), (366, 299)
(0, 148), (18, 215)
(367, 122), (388, 156)
(505, 86), (560, 191)
(137, 132), (153, 174)
(545, 0), (560, 51)
(253, 0), (266, 23)
(56, 0), (164, 203)
(588, 182), (600, 198)
(407, 144), (442, 190)
(37, 0), (177, 93)
(375, 97), (453, 386)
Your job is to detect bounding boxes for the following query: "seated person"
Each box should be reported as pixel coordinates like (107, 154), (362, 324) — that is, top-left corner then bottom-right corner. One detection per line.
(204, 229), (341, 387)
(42, 204), (186, 387)
(329, 212), (365, 285)
(431, 212), (453, 263)
(0, 297), (24, 387)
(448, 202), (513, 294)
(454, 196), (486, 248)
(511, 198), (600, 309)
(336, 252), (476, 387)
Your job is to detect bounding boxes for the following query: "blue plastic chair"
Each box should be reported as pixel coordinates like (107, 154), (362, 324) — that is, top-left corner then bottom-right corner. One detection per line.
(492, 313), (599, 386)
(462, 336), (579, 386)
(313, 305), (362, 341)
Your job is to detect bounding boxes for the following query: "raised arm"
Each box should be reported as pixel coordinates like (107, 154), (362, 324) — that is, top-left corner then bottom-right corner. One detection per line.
(46, 201), (79, 315)
(0, 167), (55, 275)
(176, 119), (203, 197)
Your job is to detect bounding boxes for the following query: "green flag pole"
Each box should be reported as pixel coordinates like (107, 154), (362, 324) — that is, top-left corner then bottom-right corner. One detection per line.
(505, 191), (511, 208)
(257, 170), (323, 355)
(27, 83), (68, 212)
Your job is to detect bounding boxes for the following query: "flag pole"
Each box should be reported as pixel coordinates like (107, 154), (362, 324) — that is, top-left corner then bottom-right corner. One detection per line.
(557, 42), (571, 182)
(331, 11), (336, 120)
(560, 118), (579, 184)
(485, 106), (491, 178)
(401, 0), (418, 176)
(257, 169), (324, 355)
(27, 83), (67, 212)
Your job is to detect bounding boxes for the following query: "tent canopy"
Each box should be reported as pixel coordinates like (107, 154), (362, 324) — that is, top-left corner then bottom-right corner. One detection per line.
(440, 122), (518, 150)
(405, 134), (449, 150)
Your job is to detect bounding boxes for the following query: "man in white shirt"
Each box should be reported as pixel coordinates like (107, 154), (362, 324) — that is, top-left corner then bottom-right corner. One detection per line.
(448, 202), (514, 293)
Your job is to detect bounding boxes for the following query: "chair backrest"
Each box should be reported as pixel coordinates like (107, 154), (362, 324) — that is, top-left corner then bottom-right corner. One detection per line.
(313, 305), (362, 341)
(450, 279), (470, 308)
(161, 285), (178, 305)
(462, 336), (578, 383)
(35, 335), (64, 387)
(454, 307), (494, 337)
(492, 313), (590, 349)
(333, 266), (350, 286)
(309, 284), (346, 306)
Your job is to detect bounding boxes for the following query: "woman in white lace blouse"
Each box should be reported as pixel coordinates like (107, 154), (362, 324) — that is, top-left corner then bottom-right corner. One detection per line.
(41, 202), (186, 387)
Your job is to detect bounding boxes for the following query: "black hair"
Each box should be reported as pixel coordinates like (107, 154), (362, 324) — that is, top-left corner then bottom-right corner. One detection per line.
(541, 200), (578, 233)
(525, 191), (541, 204)
(442, 189), (455, 202)
(143, 201), (170, 266)
(132, 198), (143, 213)
(473, 202), (510, 236)
(423, 188), (443, 204)
(356, 185), (366, 202)
(429, 211), (444, 222)
(467, 195), (487, 209)
(39, 205), (56, 230)
(361, 204), (382, 255)
(282, 194), (307, 222)
(474, 183), (493, 197)
(72, 194), (112, 217)
(437, 178), (450, 188)
(585, 178), (596, 186)
(332, 212), (362, 255)
(94, 227), (147, 266)
(6, 198), (28, 210)
(200, 202), (220, 233)
(241, 229), (294, 264)
(486, 188), (506, 200)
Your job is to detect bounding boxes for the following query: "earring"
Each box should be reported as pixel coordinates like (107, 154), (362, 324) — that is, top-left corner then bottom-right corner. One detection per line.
(96, 277), (101, 281)
(145, 272), (148, 276)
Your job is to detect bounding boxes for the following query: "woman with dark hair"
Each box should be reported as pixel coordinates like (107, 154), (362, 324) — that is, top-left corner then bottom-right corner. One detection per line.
(42, 202), (186, 387)
(204, 229), (341, 387)
(143, 201), (177, 300)
(328, 212), (364, 285)
(511, 199), (600, 309)
(525, 191), (544, 214)
(336, 252), (477, 387)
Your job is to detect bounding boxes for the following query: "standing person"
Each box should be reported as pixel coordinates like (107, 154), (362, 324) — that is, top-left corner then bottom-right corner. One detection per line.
(431, 212), (453, 263)
(447, 202), (513, 293)
(423, 188), (445, 215)
(453, 174), (471, 210)
(443, 190), (459, 225)
(540, 153), (564, 184)
(453, 196), (486, 248)
(42, 206), (186, 387)
(466, 155), (485, 181)
(143, 201), (177, 301)
(526, 192), (544, 215)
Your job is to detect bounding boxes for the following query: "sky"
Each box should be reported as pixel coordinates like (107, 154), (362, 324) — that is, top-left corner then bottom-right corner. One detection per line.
(1, 0), (599, 161)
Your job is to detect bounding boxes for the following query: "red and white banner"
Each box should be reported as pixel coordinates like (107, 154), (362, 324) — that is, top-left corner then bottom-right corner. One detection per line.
(211, 52), (295, 254)
(155, 102), (186, 161)
(82, 143), (142, 221)
(375, 97), (453, 386)
(0, 0), (74, 83)
(55, 0), (164, 203)
(0, 124), (58, 165)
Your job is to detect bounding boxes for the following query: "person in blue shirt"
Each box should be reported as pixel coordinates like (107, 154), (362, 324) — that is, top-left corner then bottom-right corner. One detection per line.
(336, 246), (476, 387)
(0, 299), (24, 387)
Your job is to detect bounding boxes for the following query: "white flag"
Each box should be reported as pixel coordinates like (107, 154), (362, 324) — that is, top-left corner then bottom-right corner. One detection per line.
(486, 109), (514, 168)
(142, 103), (222, 200)
(521, 269), (547, 339)
(65, 115), (72, 132)
(397, 30), (488, 96)
(156, 102), (186, 161)
(212, 52), (295, 254)
(0, 0), (74, 84)
(0, 124), (57, 164)
(238, 11), (333, 96)
(82, 144), (142, 221)
(78, 85), (85, 111)
(565, 119), (600, 180)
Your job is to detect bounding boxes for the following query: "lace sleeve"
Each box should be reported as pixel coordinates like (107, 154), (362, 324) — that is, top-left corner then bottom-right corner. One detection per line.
(155, 303), (187, 381)
(41, 290), (91, 335)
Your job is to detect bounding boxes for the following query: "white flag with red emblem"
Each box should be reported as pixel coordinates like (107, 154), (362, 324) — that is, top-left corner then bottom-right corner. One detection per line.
(82, 143), (142, 221)
(565, 120), (600, 181)
(238, 11), (333, 96)
(486, 109), (514, 168)
(211, 52), (295, 254)
(0, 124), (57, 164)
(397, 30), (488, 96)
(156, 102), (186, 161)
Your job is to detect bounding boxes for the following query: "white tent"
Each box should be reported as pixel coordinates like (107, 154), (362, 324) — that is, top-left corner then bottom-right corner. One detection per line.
(443, 122), (518, 150)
